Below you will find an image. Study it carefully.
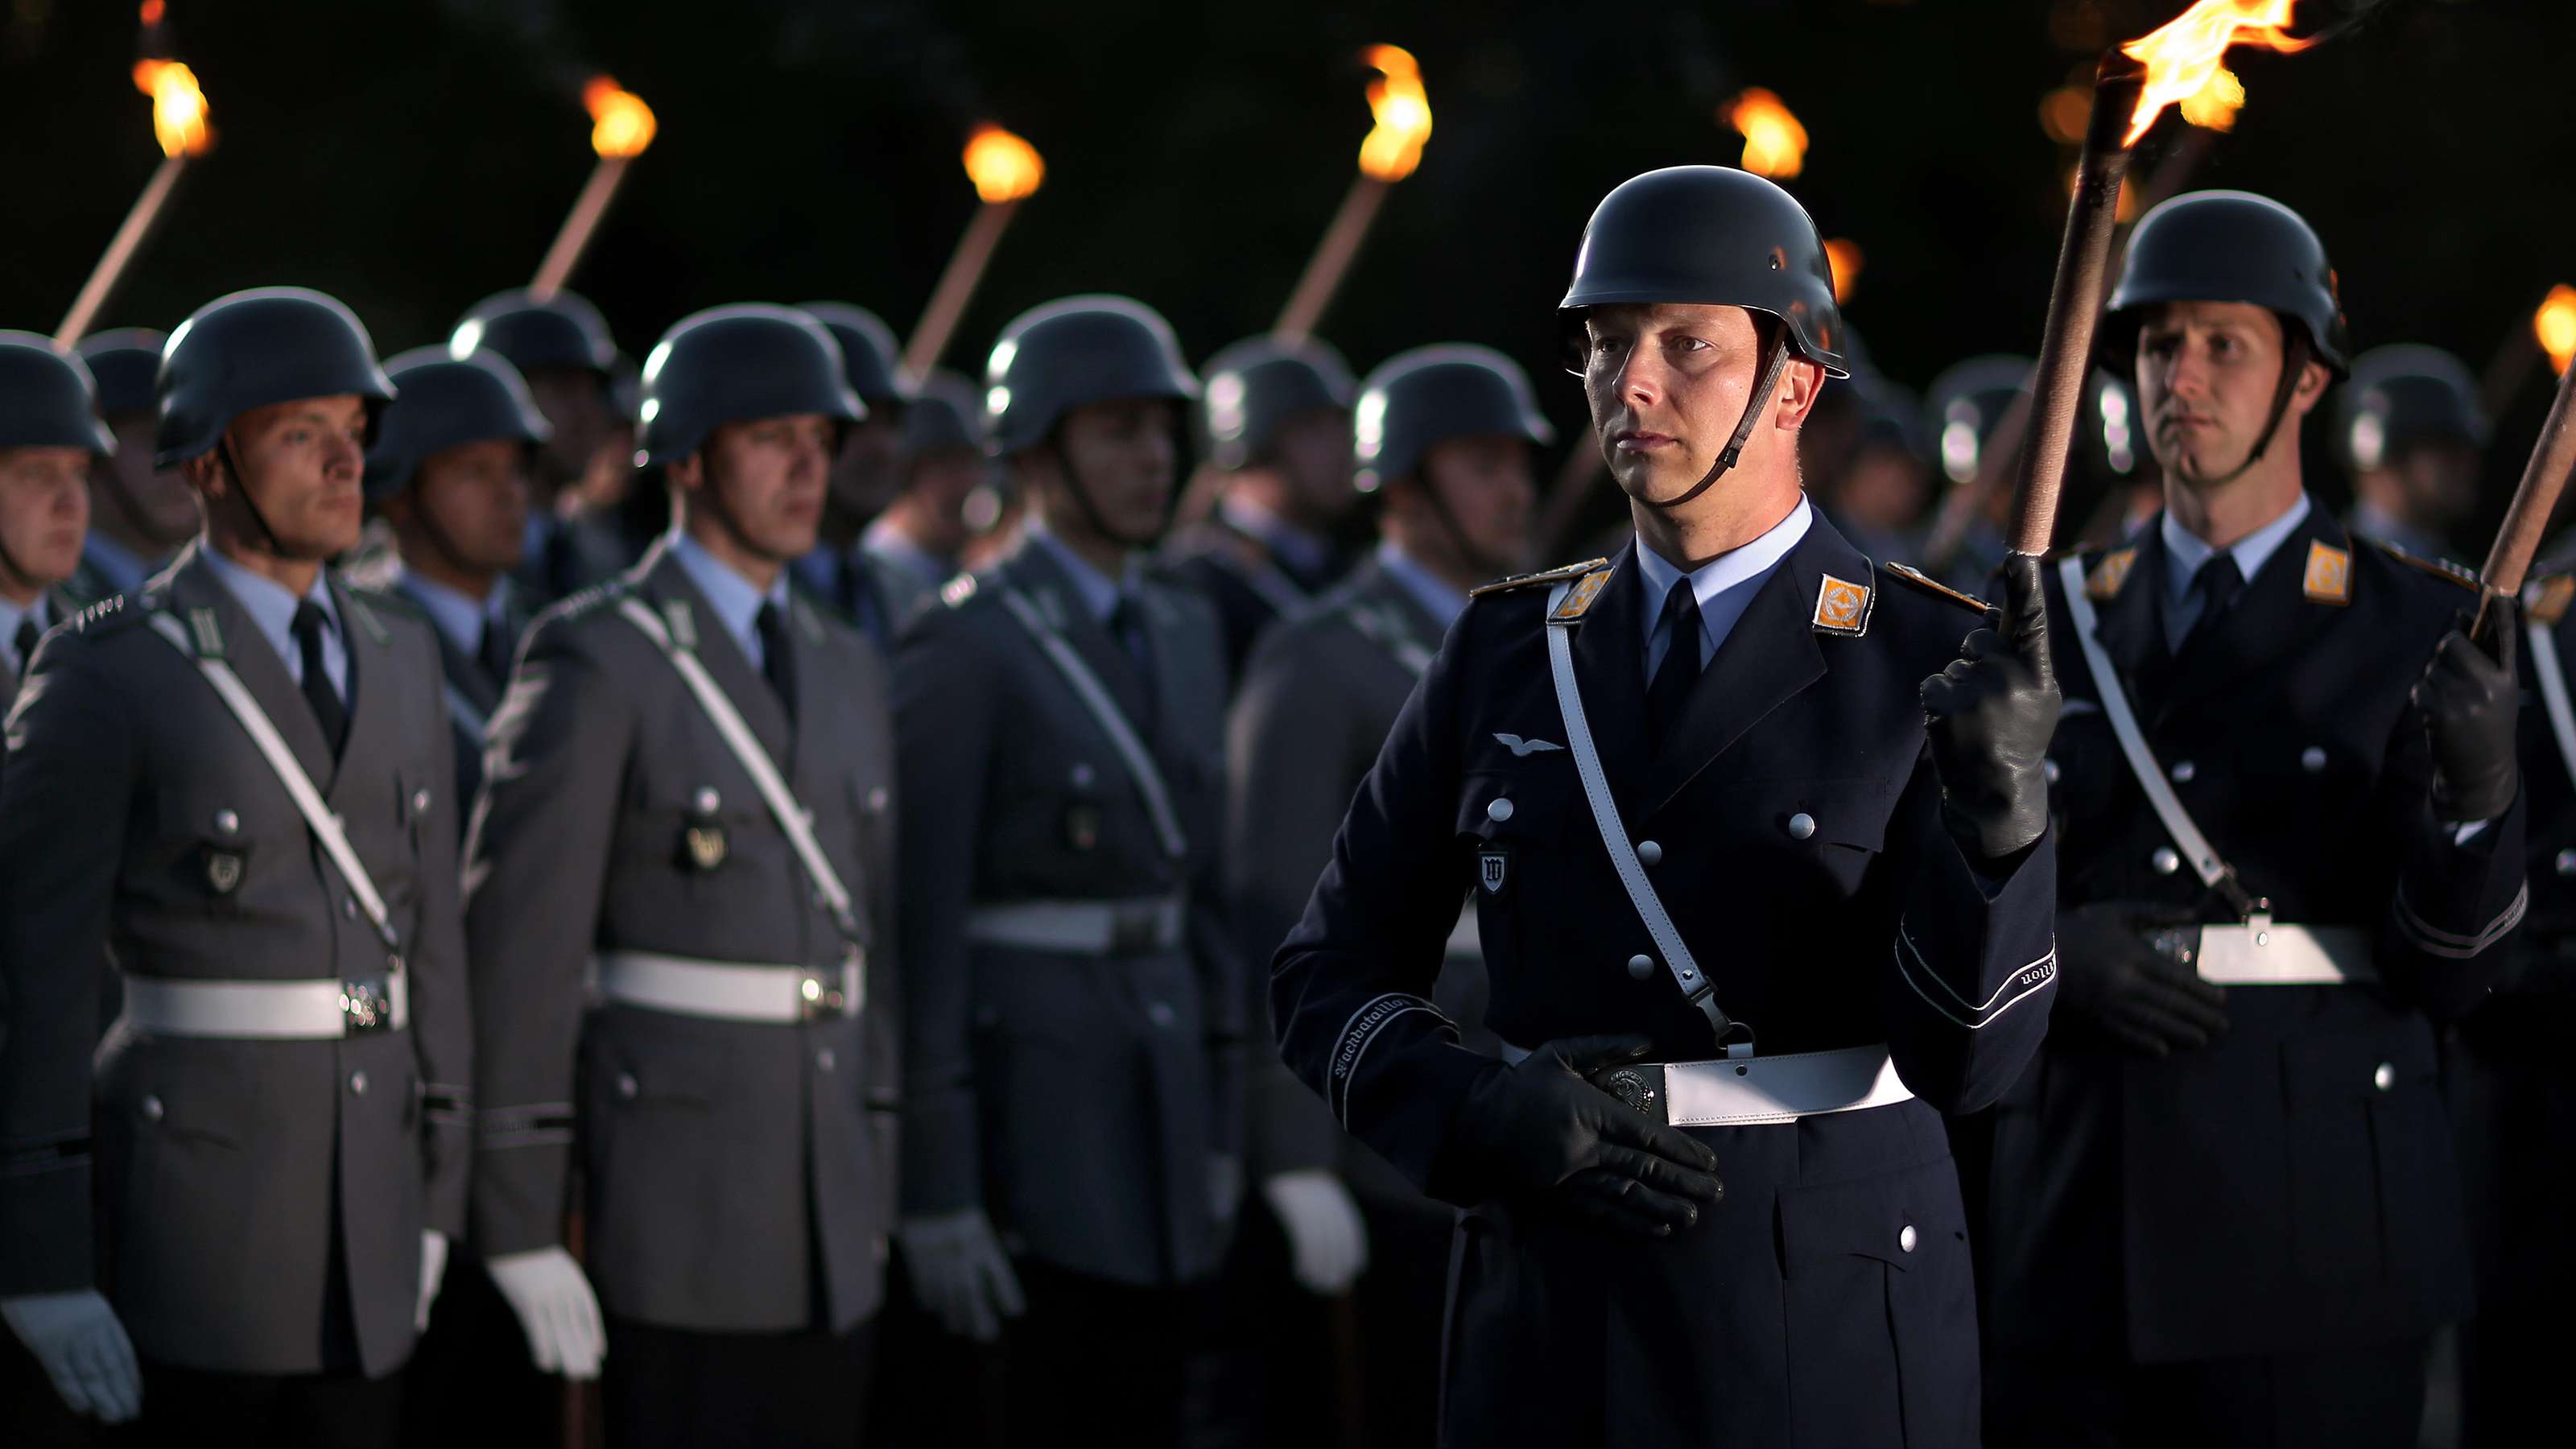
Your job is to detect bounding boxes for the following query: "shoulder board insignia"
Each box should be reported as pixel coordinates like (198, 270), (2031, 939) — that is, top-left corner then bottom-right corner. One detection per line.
(2372, 539), (2475, 594)
(2525, 572), (2576, 626)
(939, 572), (980, 608)
(1468, 557), (1611, 599)
(1547, 568), (1614, 621)
(2085, 547), (2138, 601)
(1882, 561), (1992, 615)
(1812, 572), (1874, 637)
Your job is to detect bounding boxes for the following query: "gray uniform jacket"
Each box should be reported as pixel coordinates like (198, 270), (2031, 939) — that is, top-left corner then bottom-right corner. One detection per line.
(1225, 559), (1489, 1202)
(893, 539), (1247, 1288)
(463, 539), (899, 1335)
(0, 545), (471, 1378)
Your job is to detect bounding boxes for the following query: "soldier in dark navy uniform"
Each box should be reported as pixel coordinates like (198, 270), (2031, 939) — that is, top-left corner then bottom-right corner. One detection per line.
(1271, 166), (2064, 1449)
(1984, 192), (2527, 1449)
(450, 290), (630, 600)
(2336, 344), (2487, 567)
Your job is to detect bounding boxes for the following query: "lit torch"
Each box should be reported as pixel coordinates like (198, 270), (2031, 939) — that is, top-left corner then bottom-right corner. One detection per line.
(56, 4), (212, 346)
(2475, 288), (2576, 621)
(1274, 44), (1433, 345)
(901, 124), (1045, 379)
(2004, 0), (2316, 557)
(1725, 89), (1808, 179)
(530, 76), (656, 302)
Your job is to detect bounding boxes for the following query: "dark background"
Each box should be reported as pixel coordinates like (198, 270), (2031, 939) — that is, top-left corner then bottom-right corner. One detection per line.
(2, 0), (2568, 540)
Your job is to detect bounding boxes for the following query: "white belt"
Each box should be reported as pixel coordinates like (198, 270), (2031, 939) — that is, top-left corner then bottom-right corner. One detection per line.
(964, 897), (1185, 956)
(1647, 1044), (1913, 1126)
(592, 951), (860, 1024)
(120, 972), (408, 1040)
(1444, 904), (1480, 960)
(2165, 917), (2378, 986)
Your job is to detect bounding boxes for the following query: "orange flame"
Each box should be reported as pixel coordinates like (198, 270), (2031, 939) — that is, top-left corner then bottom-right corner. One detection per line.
(2539, 285), (2576, 378)
(1725, 88), (1808, 179)
(584, 76), (656, 159)
(2118, 0), (2315, 147)
(140, 0), (164, 23)
(1824, 239), (1864, 305)
(964, 124), (1045, 204)
(130, 57), (210, 158)
(2178, 65), (2247, 130)
(1357, 45), (1433, 182)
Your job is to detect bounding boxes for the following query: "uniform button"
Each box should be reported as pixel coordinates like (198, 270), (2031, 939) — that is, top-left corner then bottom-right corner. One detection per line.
(866, 786), (889, 815)
(693, 787), (721, 815)
(1486, 799), (1515, 823)
(2169, 761), (2196, 783)
(616, 1073), (639, 1100)
(2556, 848), (2576, 877)
(1146, 1001), (1177, 1029)
(1786, 812), (1816, 840)
(1626, 954), (1655, 980)
(2372, 1062), (2396, 1092)
(140, 1095), (164, 1122)
(213, 809), (240, 836)
(412, 788), (433, 815)
(1071, 763), (1096, 790)
(816, 1049), (836, 1074)
(1899, 1224), (1918, 1253)
(2150, 847), (2181, 876)
(349, 1071), (369, 1096)
(1636, 840), (1663, 866)
(2042, 758), (2061, 785)
(2300, 747), (2327, 773)
(343, 898), (358, 919)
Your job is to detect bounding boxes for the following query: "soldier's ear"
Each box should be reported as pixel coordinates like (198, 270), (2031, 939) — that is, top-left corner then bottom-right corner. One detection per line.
(1772, 358), (1827, 431)
(2290, 357), (2334, 416)
(179, 451), (224, 498)
(667, 451), (705, 493)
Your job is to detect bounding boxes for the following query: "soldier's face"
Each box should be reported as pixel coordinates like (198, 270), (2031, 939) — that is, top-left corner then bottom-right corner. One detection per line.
(217, 395), (370, 559)
(2388, 439), (2483, 528)
(1420, 435), (1535, 571)
(1052, 398), (1179, 542)
(828, 412), (906, 519)
(684, 413), (835, 562)
(0, 446), (93, 594)
(905, 446), (987, 559)
(526, 368), (614, 491)
(1583, 303), (1804, 503)
(100, 411), (202, 544)
(1269, 408), (1356, 522)
(2135, 301), (2328, 486)
(410, 439), (532, 575)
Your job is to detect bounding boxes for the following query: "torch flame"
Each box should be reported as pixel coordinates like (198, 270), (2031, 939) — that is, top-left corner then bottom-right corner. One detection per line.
(129, 58), (210, 159)
(2118, 0), (2315, 147)
(2539, 285), (2576, 378)
(1357, 45), (1433, 183)
(1824, 239), (1864, 305)
(1725, 88), (1808, 180)
(2178, 65), (2247, 130)
(584, 76), (656, 159)
(964, 125), (1045, 204)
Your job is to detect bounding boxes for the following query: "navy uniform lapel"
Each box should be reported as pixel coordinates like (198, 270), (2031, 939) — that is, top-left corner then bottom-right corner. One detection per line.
(398, 577), (504, 716)
(1565, 544), (1653, 819)
(2086, 525), (2170, 692)
(163, 543), (339, 791)
(1005, 541), (1155, 731)
(1639, 525), (1834, 819)
(635, 541), (795, 770)
(2150, 508), (2350, 730)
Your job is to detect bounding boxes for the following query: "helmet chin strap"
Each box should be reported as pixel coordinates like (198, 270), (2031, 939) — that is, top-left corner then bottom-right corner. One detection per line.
(1639, 333), (1792, 513)
(2186, 326), (2313, 489)
(217, 436), (295, 559)
(1407, 470), (1517, 580)
(1044, 436), (1168, 552)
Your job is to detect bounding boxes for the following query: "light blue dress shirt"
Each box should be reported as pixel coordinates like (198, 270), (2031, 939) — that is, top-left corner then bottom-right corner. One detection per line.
(1026, 521), (1139, 626)
(2157, 492), (2311, 650)
(1633, 497), (1814, 677)
(201, 545), (348, 700)
(80, 535), (157, 597)
(1, 593), (55, 678)
(670, 532), (792, 669)
(1375, 541), (1470, 631)
(402, 572), (511, 660)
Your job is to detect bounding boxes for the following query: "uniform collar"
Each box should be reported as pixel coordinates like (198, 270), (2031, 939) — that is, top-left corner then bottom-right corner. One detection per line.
(1374, 540), (1469, 630)
(668, 530), (791, 662)
(1221, 493), (1334, 580)
(200, 538), (342, 662)
(80, 534), (157, 597)
(398, 568), (510, 656)
(1632, 495), (1814, 666)
(0, 591), (51, 675)
(1025, 518), (1139, 624)
(862, 515), (952, 587)
(2161, 491), (2311, 606)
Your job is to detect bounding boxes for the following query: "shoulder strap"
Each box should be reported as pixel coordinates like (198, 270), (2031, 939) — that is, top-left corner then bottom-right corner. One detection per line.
(1343, 597), (1435, 679)
(1543, 580), (1732, 1046)
(145, 612), (402, 960)
(2523, 604), (2576, 795)
(614, 598), (867, 961)
(993, 585), (1189, 861)
(2055, 555), (2256, 915)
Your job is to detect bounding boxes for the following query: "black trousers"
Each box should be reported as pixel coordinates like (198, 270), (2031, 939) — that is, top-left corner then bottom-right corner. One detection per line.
(400, 1256), (564, 1449)
(1987, 1339), (2430, 1449)
(602, 1314), (877, 1449)
(1005, 1261), (1191, 1449)
(109, 1360), (402, 1449)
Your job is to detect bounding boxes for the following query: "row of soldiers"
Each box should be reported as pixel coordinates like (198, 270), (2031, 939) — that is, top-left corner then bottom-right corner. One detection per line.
(0, 163), (2565, 1449)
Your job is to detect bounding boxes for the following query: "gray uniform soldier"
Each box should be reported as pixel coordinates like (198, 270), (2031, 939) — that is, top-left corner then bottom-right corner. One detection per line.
(0, 288), (470, 1447)
(0, 336), (105, 709)
(1224, 344), (1549, 1442)
(462, 305), (898, 1449)
(892, 295), (1245, 1447)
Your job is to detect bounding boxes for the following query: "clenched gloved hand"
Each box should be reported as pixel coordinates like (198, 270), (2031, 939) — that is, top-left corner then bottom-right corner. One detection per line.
(1922, 552), (2062, 861)
(1443, 1035), (1723, 1240)
(2417, 615), (2519, 824)
(2054, 902), (2229, 1058)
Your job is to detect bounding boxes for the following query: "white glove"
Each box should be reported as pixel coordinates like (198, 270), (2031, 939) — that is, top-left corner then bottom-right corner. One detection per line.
(1261, 1170), (1369, 1297)
(898, 1210), (1026, 1344)
(485, 1246), (605, 1381)
(1209, 1154), (1245, 1224)
(416, 1230), (449, 1331)
(1, 1290), (142, 1423)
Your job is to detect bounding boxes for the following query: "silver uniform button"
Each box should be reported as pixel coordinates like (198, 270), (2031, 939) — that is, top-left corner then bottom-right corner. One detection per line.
(349, 1071), (368, 1096)
(616, 1073), (639, 1100)
(1899, 1223), (1918, 1253)
(1071, 762), (1096, 789)
(2556, 848), (2576, 877)
(816, 1049), (836, 1074)
(693, 788), (721, 815)
(1146, 1001), (1177, 1029)
(2042, 758), (2061, 785)
(867, 786), (890, 815)
(2372, 1062), (2396, 1092)
(140, 1095), (164, 1122)
(2300, 747), (2327, 773)
(412, 788), (432, 815)
(1486, 798), (1515, 823)
(1786, 812), (1816, 840)
(343, 898), (358, 919)
(2150, 847), (2182, 876)
(2169, 761), (2196, 783)
(1627, 954), (1655, 980)
(1636, 840), (1663, 866)
(213, 809), (240, 836)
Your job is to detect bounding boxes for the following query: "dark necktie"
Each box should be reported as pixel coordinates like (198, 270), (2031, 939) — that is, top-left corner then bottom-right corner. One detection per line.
(1108, 592), (1160, 736)
(477, 617), (514, 687)
(755, 600), (798, 724)
(843, 551), (888, 651)
(11, 617), (37, 676)
(291, 601), (349, 757)
(2182, 554), (2246, 653)
(1645, 579), (1705, 755)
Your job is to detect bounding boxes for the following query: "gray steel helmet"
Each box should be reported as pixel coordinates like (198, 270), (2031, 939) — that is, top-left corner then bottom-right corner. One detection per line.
(1199, 335), (1357, 471)
(156, 287), (396, 468)
(75, 328), (169, 418)
(365, 347), (553, 502)
(983, 295), (1199, 457)
(2103, 190), (2350, 375)
(0, 332), (116, 456)
(1353, 344), (1555, 494)
(636, 304), (865, 469)
(904, 369), (982, 457)
(1924, 355), (2033, 485)
(2336, 344), (2487, 473)
(451, 289), (619, 377)
(797, 302), (910, 409)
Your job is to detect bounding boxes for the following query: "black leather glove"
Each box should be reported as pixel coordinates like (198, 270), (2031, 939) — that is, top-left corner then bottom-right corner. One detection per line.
(2053, 902), (2230, 1057)
(1922, 552), (2062, 861)
(2417, 614), (2518, 824)
(1444, 1036), (1724, 1239)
